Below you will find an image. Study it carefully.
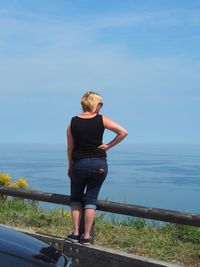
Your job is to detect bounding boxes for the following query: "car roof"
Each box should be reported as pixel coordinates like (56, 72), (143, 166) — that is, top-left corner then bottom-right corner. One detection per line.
(0, 225), (62, 266)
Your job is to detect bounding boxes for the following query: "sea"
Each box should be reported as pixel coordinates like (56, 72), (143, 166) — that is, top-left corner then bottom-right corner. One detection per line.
(0, 143), (200, 219)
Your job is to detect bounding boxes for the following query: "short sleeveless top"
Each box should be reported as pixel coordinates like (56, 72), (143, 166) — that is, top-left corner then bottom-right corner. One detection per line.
(70, 114), (107, 161)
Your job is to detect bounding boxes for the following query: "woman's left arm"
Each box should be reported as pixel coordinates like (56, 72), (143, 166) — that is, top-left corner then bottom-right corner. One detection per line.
(99, 115), (128, 151)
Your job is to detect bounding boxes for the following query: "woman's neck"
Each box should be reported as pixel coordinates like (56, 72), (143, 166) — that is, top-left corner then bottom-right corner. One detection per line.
(78, 111), (98, 118)
(82, 111), (97, 115)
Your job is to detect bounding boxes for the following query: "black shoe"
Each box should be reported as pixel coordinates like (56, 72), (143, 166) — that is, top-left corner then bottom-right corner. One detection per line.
(67, 233), (80, 243)
(79, 235), (91, 246)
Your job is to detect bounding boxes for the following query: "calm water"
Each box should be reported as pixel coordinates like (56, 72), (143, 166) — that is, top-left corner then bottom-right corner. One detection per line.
(0, 143), (200, 215)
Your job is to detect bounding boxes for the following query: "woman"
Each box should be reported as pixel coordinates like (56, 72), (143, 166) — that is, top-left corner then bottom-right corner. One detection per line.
(67, 91), (128, 245)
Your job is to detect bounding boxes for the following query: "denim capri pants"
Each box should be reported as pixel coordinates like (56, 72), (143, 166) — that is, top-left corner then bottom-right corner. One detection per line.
(70, 158), (108, 210)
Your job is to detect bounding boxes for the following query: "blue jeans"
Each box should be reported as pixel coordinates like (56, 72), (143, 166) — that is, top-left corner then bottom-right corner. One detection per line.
(70, 158), (108, 210)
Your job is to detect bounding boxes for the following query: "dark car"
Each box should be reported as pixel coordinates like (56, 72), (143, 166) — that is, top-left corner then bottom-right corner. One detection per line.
(0, 225), (72, 267)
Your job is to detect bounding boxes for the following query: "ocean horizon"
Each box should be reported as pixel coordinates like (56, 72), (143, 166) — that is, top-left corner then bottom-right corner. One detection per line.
(0, 142), (200, 217)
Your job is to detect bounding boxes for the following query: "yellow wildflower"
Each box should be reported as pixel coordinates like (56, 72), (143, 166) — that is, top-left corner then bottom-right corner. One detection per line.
(62, 210), (72, 219)
(17, 177), (29, 189)
(0, 173), (11, 187)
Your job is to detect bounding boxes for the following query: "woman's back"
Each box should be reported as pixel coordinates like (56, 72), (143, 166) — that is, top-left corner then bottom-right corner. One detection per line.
(70, 114), (106, 160)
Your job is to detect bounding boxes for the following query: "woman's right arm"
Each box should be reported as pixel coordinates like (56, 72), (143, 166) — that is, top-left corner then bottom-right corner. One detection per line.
(67, 126), (74, 177)
(99, 115), (128, 151)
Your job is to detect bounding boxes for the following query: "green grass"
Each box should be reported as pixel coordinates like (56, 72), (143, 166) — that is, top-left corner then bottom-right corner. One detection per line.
(0, 199), (200, 267)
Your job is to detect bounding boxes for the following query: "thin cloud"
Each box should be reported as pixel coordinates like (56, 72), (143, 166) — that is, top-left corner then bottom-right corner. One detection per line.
(85, 8), (200, 30)
(0, 4), (200, 98)
(2, 5), (200, 30)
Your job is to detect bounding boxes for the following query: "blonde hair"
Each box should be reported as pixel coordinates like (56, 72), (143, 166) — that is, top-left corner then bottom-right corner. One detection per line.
(81, 91), (102, 113)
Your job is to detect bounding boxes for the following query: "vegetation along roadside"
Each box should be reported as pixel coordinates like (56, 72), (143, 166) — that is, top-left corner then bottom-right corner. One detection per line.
(0, 173), (200, 267)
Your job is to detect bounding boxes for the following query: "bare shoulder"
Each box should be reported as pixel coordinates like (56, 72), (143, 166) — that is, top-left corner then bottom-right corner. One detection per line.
(102, 115), (111, 123)
(102, 115), (128, 135)
(102, 115), (117, 126)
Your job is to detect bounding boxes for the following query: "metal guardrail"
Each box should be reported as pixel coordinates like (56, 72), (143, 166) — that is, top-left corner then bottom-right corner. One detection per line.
(0, 187), (194, 266)
(0, 187), (200, 227)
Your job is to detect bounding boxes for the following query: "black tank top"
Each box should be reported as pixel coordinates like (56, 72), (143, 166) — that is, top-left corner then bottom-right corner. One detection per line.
(70, 114), (107, 161)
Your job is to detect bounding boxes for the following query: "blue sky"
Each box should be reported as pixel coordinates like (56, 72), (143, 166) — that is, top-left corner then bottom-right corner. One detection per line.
(0, 0), (200, 144)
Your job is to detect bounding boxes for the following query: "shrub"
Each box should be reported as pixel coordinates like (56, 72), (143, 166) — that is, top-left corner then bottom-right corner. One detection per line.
(11, 177), (29, 190)
(0, 173), (29, 201)
(0, 173), (11, 187)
